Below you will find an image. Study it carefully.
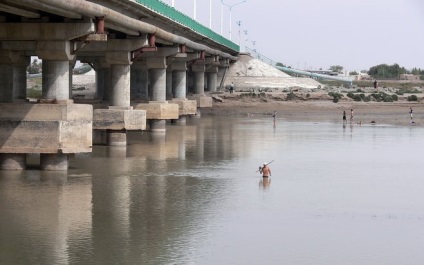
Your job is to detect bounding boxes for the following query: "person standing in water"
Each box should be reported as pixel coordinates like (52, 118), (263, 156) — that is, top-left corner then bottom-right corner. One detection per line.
(410, 107), (413, 120)
(343, 110), (347, 123)
(259, 162), (271, 178)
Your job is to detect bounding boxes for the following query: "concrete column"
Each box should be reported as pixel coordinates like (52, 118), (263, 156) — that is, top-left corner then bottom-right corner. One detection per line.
(166, 69), (173, 100)
(192, 64), (205, 95)
(37, 40), (75, 170)
(69, 62), (73, 99)
(110, 64), (130, 107)
(42, 60), (70, 101)
(107, 130), (127, 146)
(194, 72), (204, 95)
(105, 49), (134, 146)
(13, 56), (30, 101)
(207, 72), (218, 93)
(0, 64), (13, 103)
(99, 67), (111, 102)
(95, 66), (106, 101)
(173, 70), (187, 99)
(130, 61), (148, 101)
(150, 68), (166, 102)
(150, 120), (166, 134)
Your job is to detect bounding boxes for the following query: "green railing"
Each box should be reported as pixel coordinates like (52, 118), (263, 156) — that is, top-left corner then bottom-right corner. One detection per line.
(134, 0), (239, 52)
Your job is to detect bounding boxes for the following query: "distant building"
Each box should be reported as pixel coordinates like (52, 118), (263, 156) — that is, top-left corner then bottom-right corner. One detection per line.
(400, 74), (420, 80)
(354, 73), (371, 81)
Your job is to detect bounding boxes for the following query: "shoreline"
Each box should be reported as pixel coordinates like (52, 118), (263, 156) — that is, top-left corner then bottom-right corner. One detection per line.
(201, 96), (423, 127)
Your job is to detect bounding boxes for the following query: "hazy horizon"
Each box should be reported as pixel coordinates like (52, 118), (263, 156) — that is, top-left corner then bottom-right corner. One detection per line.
(163, 0), (424, 72)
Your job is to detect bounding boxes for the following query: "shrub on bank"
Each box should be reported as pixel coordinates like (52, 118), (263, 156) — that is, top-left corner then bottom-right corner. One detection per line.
(407, 95), (418, 101)
(328, 92), (343, 103)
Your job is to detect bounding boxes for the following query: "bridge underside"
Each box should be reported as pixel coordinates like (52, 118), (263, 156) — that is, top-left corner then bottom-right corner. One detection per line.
(0, 0), (238, 170)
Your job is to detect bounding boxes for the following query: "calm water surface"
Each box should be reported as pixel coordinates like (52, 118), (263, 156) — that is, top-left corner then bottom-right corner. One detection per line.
(1, 116), (424, 265)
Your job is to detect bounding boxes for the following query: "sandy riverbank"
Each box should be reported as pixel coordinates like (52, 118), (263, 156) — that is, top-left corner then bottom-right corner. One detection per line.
(201, 93), (424, 127)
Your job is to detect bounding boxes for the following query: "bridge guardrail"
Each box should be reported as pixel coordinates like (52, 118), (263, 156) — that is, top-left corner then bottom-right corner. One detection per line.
(134, 0), (239, 52)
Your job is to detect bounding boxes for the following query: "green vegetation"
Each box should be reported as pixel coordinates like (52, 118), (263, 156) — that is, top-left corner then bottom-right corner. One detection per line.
(346, 91), (398, 102)
(407, 95), (418, 101)
(329, 65), (343, 73)
(368, 63), (407, 79)
(328, 92), (343, 103)
(27, 88), (42, 99)
(27, 59), (42, 74)
(239, 92), (266, 98)
(286, 91), (296, 100)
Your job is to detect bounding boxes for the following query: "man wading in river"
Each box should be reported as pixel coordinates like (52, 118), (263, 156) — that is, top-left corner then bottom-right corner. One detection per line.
(259, 162), (271, 178)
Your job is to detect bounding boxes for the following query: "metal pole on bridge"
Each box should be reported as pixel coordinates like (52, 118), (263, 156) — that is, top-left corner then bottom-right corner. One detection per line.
(223, 0), (247, 41)
(193, 0), (196, 20)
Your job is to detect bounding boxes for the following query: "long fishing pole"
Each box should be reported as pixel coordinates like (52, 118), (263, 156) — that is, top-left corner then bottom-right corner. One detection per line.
(255, 160), (274, 173)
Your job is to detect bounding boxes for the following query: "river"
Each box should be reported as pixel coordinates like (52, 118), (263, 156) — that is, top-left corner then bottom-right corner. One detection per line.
(1, 116), (423, 265)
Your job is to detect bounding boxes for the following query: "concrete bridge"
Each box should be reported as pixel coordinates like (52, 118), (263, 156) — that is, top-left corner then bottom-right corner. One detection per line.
(0, 0), (240, 170)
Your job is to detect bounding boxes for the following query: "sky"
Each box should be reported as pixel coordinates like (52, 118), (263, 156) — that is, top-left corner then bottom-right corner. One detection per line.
(163, 0), (424, 72)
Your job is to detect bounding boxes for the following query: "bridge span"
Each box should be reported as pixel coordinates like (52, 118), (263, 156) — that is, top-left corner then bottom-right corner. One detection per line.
(0, 0), (240, 170)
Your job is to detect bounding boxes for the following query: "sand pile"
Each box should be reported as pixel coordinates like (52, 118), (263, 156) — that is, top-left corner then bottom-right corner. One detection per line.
(224, 53), (322, 91)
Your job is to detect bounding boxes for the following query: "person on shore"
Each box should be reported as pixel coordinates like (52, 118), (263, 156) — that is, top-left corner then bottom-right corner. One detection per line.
(259, 162), (271, 178)
(350, 109), (354, 123)
(343, 110), (347, 123)
(230, 82), (234, 94)
(373, 80), (378, 89)
(410, 107), (413, 120)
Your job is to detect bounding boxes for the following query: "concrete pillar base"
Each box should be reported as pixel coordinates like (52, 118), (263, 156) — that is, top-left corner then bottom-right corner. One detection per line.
(40, 154), (68, 171)
(0, 154), (26, 170)
(172, 116), (187, 125)
(150, 120), (166, 134)
(107, 130), (127, 146)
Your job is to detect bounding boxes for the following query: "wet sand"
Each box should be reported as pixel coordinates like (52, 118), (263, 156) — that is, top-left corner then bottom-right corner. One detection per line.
(201, 96), (423, 127)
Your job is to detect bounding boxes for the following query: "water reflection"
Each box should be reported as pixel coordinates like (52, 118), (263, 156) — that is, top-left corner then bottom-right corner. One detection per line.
(259, 177), (271, 189)
(1, 117), (424, 265)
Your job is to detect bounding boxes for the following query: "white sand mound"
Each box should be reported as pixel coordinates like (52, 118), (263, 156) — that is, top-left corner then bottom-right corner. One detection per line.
(225, 53), (322, 91)
(227, 55), (291, 78)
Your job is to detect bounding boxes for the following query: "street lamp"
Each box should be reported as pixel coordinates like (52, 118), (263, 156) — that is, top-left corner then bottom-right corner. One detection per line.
(222, 0), (247, 40)
(193, 0), (196, 20)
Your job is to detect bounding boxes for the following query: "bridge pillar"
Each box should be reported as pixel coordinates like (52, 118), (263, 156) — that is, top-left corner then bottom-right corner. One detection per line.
(169, 60), (197, 121)
(13, 55), (30, 102)
(93, 58), (111, 102)
(0, 51), (17, 103)
(192, 63), (205, 95)
(190, 63), (212, 108)
(0, 51), (26, 169)
(166, 68), (173, 100)
(80, 40), (147, 146)
(106, 52), (131, 146)
(130, 61), (149, 101)
(206, 66), (218, 93)
(37, 41), (78, 170)
(134, 49), (180, 135)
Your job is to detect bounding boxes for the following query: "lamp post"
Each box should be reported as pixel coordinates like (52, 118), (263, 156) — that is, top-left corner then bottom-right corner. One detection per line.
(209, 0), (212, 29)
(193, 0), (196, 20)
(222, 0), (247, 40)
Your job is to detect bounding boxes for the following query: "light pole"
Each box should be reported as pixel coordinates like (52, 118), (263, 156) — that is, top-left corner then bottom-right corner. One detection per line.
(209, 0), (212, 29)
(193, 0), (196, 20)
(222, 0), (247, 40)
